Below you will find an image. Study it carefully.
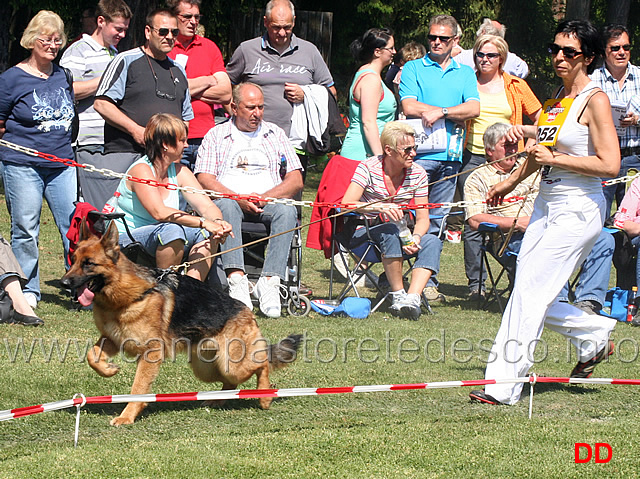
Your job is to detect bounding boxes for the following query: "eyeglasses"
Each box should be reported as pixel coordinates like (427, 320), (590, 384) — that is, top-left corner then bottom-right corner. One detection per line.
(145, 53), (176, 101)
(380, 46), (396, 52)
(547, 43), (583, 59)
(37, 37), (63, 47)
(396, 145), (417, 155)
(151, 27), (180, 37)
(475, 51), (500, 60)
(178, 13), (202, 22)
(609, 44), (631, 52)
(427, 34), (453, 43)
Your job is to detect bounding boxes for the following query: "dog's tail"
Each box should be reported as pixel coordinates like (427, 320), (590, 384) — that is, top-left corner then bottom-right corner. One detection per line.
(269, 334), (303, 370)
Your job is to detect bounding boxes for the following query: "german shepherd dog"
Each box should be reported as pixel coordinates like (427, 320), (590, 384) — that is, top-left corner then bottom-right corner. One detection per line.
(61, 220), (301, 426)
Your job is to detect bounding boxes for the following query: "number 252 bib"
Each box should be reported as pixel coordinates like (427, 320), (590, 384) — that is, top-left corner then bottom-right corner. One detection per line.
(536, 97), (574, 147)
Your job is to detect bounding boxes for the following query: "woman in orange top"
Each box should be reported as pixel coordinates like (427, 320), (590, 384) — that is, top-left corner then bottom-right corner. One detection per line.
(458, 34), (541, 299)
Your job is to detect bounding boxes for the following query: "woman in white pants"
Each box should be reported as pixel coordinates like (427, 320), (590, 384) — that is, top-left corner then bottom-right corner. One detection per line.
(470, 20), (621, 405)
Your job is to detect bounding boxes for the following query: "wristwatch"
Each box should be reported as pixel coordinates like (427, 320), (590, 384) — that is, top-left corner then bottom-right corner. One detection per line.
(442, 107), (449, 117)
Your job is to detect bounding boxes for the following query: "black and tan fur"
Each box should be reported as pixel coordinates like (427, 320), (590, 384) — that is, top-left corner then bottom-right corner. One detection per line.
(61, 220), (301, 425)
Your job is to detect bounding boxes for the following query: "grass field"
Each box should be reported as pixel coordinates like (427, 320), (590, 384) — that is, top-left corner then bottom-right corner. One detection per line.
(1, 167), (640, 478)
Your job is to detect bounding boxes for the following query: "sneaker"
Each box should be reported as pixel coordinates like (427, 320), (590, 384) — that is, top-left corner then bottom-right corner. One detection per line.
(354, 269), (378, 290)
(423, 286), (446, 303)
(227, 273), (253, 311)
(573, 300), (601, 315)
(253, 276), (282, 318)
(469, 389), (501, 405)
(24, 292), (38, 309)
(570, 340), (614, 379)
(389, 291), (421, 320)
(446, 230), (462, 243)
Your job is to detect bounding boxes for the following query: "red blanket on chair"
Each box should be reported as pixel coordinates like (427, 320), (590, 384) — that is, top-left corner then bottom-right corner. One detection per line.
(306, 155), (360, 258)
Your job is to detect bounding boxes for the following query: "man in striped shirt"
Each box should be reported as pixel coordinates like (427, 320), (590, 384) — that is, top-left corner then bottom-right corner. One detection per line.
(591, 24), (640, 218)
(60, 0), (132, 209)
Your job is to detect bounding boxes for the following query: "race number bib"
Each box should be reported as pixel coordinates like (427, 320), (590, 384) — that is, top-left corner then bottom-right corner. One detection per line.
(536, 98), (574, 147)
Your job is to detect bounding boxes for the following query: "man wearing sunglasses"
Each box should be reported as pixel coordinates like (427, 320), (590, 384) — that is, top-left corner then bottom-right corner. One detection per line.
(60, 0), (132, 210)
(591, 24), (640, 218)
(399, 14), (480, 302)
(94, 8), (193, 206)
(167, 0), (231, 170)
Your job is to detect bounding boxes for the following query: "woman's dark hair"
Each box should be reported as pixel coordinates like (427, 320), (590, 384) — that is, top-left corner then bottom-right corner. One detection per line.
(349, 27), (393, 64)
(555, 20), (603, 74)
(144, 113), (188, 163)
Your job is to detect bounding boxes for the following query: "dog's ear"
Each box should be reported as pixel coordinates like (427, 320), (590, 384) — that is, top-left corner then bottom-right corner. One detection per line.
(101, 221), (121, 263)
(79, 217), (92, 242)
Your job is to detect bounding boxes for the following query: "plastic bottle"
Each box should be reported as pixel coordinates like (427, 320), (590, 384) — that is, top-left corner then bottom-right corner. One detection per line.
(102, 191), (121, 214)
(394, 217), (415, 247)
(447, 124), (465, 161)
(627, 286), (638, 322)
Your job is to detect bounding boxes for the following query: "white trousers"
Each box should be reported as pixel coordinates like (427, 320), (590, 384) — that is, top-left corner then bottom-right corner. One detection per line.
(485, 192), (617, 404)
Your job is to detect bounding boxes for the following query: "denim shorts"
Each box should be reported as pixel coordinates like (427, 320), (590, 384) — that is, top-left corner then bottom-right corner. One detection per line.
(119, 222), (209, 260)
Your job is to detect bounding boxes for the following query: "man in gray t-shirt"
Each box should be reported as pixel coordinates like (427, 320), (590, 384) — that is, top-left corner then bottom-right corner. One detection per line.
(226, 0), (335, 164)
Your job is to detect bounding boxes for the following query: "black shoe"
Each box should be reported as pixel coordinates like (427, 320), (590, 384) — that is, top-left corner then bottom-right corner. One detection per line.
(8, 311), (44, 326)
(570, 340), (614, 378)
(468, 289), (486, 303)
(469, 389), (501, 405)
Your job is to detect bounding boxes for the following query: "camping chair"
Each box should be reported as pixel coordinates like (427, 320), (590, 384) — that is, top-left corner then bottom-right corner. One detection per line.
(477, 222), (518, 312)
(329, 211), (435, 314)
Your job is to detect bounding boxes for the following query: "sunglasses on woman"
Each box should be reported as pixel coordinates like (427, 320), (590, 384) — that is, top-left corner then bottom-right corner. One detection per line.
(547, 43), (583, 59)
(475, 51), (500, 60)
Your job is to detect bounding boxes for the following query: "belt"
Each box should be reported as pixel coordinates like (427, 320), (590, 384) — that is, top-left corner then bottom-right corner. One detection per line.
(621, 146), (640, 157)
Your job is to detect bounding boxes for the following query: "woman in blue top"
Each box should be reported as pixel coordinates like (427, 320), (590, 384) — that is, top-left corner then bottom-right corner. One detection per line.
(341, 28), (397, 161)
(114, 113), (232, 281)
(0, 11), (77, 308)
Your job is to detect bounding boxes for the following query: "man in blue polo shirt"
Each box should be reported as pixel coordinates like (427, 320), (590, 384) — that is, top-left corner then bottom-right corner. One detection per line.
(399, 14), (479, 301)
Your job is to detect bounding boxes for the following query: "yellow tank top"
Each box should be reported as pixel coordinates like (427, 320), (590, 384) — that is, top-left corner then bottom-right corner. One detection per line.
(468, 89), (513, 155)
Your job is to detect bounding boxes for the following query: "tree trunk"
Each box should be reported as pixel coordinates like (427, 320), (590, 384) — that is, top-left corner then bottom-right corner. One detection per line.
(0, 2), (11, 72)
(606, 0), (631, 25)
(565, 0), (591, 20)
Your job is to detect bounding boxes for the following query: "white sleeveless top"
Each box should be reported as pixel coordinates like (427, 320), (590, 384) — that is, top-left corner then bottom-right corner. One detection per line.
(540, 81), (603, 196)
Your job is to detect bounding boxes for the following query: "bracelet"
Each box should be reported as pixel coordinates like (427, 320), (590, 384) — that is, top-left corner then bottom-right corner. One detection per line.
(412, 233), (422, 242)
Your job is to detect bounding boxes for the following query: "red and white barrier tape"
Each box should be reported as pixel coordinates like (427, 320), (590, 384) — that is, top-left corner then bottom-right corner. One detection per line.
(2, 376), (638, 422)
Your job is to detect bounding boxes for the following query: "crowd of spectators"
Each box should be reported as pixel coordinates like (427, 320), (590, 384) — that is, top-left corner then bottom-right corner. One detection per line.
(0, 0), (638, 350)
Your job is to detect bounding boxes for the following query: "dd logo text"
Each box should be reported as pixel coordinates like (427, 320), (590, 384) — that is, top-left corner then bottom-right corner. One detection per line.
(574, 443), (612, 463)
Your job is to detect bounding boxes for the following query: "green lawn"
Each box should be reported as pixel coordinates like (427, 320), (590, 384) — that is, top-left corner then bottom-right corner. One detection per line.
(1, 167), (639, 478)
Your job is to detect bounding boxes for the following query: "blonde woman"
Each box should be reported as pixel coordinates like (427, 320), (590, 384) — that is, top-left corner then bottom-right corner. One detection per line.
(0, 11), (77, 308)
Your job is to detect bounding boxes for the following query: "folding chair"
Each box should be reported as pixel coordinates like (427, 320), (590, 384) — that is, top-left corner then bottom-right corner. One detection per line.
(329, 211), (434, 315)
(477, 222), (517, 312)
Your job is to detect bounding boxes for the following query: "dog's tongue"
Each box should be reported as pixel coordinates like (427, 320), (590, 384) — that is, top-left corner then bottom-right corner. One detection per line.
(77, 284), (95, 307)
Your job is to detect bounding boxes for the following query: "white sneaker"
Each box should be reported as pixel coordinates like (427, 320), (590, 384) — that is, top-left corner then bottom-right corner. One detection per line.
(24, 292), (38, 309)
(253, 276), (282, 318)
(389, 291), (421, 320)
(227, 273), (253, 311)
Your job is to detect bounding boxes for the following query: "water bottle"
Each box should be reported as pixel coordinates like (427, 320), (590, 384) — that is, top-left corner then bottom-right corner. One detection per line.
(447, 124), (465, 161)
(102, 191), (121, 214)
(627, 286), (638, 322)
(394, 217), (415, 247)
